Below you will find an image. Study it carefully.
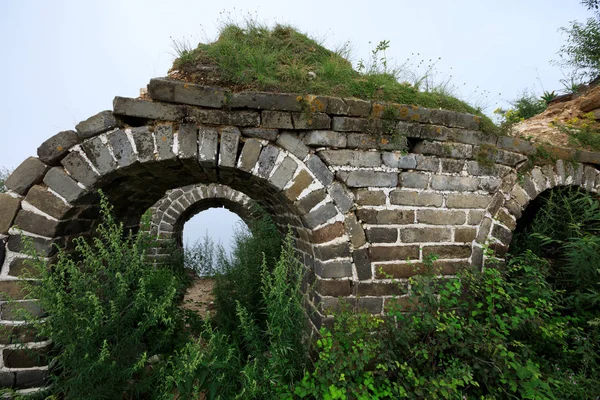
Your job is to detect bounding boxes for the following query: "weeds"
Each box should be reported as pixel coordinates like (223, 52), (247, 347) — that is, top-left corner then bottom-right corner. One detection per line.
(550, 112), (600, 150)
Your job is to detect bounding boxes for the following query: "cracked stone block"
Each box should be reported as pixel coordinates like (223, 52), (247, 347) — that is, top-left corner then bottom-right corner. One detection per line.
(37, 130), (79, 165)
(5, 157), (49, 195)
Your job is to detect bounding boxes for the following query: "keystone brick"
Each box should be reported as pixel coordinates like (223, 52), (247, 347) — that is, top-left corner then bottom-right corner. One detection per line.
(82, 137), (117, 174)
(382, 152), (417, 169)
(366, 227), (398, 243)
(446, 193), (491, 209)
(292, 112), (331, 130)
(422, 245), (471, 259)
(417, 209), (466, 225)
(37, 130), (79, 165)
(269, 156), (298, 190)
(400, 227), (452, 243)
(390, 190), (442, 207)
(336, 170), (397, 187)
(148, 78), (229, 108)
(355, 189), (386, 206)
(303, 203), (338, 228)
(276, 132), (310, 159)
(218, 127), (241, 168)
(24, 185), (73, 220)
(262, 111), (293, 129)
(344, 214), (366, 248)
(369, 245), (419, 261)
(400, 172), (429, 189)
(43, 167), (86, 203)
(154, 124), (176, 161)
(307, 155), (334, 185)
(5, 157), (48, 195)
(238, 139), (263, 173)
(319, 150), (380, 167)
(241, 128), (278, 141)
(230, 92), (304, 111)
(130, 127), (154, 163)
(75, 110), (118, 139)
(107, 129), (136, 167)
(0, 194), (21, 234)
(113, 97), (184, 120)
(303, 130), (346, 148)
(431, 176), (479, 191)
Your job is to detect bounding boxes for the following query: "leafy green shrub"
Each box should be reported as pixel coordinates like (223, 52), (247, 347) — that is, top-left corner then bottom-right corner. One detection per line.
(494, 91), (547, 134)
(184, 232), (220, 276)
(160, 230), (308, 399)
(21, 194), (189, 399)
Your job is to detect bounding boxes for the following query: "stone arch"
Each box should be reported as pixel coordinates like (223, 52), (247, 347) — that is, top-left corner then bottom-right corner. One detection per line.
(479, 160), (600, 265)
(146, 183), (256, 249)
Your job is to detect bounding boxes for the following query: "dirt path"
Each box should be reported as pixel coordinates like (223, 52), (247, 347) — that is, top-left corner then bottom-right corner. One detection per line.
(180, 274), (216, 318)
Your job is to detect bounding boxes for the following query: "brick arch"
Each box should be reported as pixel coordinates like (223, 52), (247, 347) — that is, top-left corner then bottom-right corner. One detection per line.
(478, 160), (600, 265)
(146, 183), (256, 245)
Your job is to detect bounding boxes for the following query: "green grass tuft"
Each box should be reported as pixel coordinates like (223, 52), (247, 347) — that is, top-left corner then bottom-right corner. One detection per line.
(173, 21), (497, 131)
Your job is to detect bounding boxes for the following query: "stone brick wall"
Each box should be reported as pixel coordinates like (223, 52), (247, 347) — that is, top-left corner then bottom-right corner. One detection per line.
(1, 76), (600, 391)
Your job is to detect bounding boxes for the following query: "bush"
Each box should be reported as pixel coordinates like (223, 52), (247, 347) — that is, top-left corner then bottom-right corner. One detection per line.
(21, 194), (188, 399)
(557, 6), (600, 81)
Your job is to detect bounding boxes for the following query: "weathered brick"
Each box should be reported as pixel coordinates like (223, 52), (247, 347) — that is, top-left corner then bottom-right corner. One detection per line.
(5, 157), (48, 195)
(344, 214), (366, 248)
(256, 145), (280, 179)
(417, 209), (466, 225)
(107, 129), (136, 167)
(276, 132), (310, 160)
(455, 227), (477, 242)
(466, 161), (512, 177)
(285, 169), (313, 201)
(317, 279), (352, 296)
(187, 108), (260, 127)
(355, 189), (386, 206)
(24, 185), (73, 220)
(241, 127), (278, 141)
(356, 209), (414, 225)
(218, 127), (241, 168)
(81, 136), (117, 175)
(37, 130), (79, 165)
(422, 245), (471, 259)
(303, 203), (337, 228)
(8, 234), (59, 257)
(352, 248), (371, 280)
(401, 227), (452, 243)
(320, 150), (381, 167)
(315, 259), (352, 278)
(230, 92), (304, 111)
(448, 129), (497, 146)
(366, 227), (398, 243)
(337, 170), (397, 188)
(75, 110), (118, 139)
(292, 112), (331, 130)
(356, 282), (407, 296)
(269, 156), (298, 190)
(369, 245), (419, 261)
(400, 172), (429, 189)
(491, 223), (513, 245)
(3, 347), (48, 368)
(415, 155), (439, 171)
(1, 300), (45, 320)
(496, 136), (536, 155)
(0, 194), (21, 234)
(313, 222), (345, 244)
(316, 242), (351, 260)
(297, 189), (327, 214)
(476, 217), (493, 243)
(332, 116), (368, 132)
(113, 97), (184, 120)
(148, 78), (229, 108)
(446, 193), (491, 209)
(343, 98), (371, 116)
(262, 110), (293, 129)
(376, 260), (467, 278)
(347, 133), (378, 149)
(441, 159), (465, 173)
(382, 152), (416, 169)
(413, 141), (473, 159)
(326, 97), (350, 115)
(303, 131), (346, 148)
(238, 139), (263, 173)
(328, 181), (353, 213)
(43, 167), (86, 203)
(390, 190), (442, 207)
(307, 155), (334, 185)
(495, 208), (516, 230)
(431, 176), (478, 191)
(14, 210), (61, 237)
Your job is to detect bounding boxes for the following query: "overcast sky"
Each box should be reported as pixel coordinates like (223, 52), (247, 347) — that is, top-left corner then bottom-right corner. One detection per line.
(0, 0), (593, 247)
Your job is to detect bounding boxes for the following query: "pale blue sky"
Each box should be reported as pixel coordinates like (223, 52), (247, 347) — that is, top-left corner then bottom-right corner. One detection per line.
(0, 0), (593, 245)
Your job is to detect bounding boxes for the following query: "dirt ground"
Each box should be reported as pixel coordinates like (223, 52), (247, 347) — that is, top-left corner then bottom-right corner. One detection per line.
(180, 273), (216, 318)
